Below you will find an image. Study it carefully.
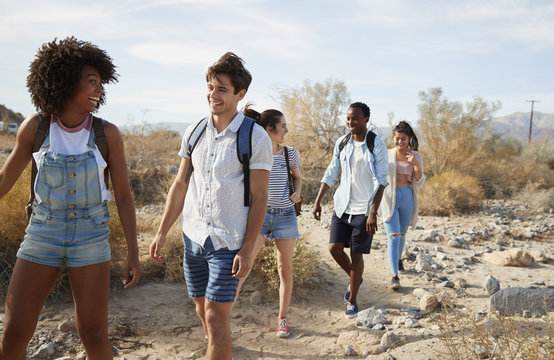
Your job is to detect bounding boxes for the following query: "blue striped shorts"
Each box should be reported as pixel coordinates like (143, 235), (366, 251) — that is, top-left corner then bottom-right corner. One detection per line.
(182, 234), (239, 303)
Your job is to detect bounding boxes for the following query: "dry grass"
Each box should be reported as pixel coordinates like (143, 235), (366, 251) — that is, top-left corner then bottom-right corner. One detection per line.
(122, 125), (182, 205)
(253, 234), (318, 291)
(419, 172), (484, 216)
(434, 308), (553, 359)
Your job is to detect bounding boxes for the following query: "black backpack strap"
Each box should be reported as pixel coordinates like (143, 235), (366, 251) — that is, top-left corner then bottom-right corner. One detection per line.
(184, 117), (208, 183)
(366, 131), (376, 155)
(26, 114), (50, 218)
(284, 146), (294, 196)
(237, 116), (255, 206)
(338, 133), (351, 154)
(92, 116), (109, 189)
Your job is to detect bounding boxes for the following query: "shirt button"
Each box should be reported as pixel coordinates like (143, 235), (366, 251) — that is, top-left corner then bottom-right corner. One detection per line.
(69, 173), (75, 178)
(207, 204), (210, 208)
(207, 222), (211, 225)
(206, 187), (209, 191)
(69, 157), (74, 161)
(207, 170), (210, 174)
(210, 153), (214, 156)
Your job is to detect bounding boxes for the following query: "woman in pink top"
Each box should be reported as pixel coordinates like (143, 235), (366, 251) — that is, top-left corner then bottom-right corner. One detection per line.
(378, 121), (425, 289)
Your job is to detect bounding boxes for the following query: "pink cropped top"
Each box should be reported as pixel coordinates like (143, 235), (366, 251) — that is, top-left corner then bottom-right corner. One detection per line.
(396, 161), (413, 183)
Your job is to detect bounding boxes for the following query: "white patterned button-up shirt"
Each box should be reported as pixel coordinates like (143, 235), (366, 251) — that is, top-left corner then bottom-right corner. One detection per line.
(178, 112), (273, 251)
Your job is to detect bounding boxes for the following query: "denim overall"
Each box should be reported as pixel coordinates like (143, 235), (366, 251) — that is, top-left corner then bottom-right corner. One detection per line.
(17, 127), (111, 267)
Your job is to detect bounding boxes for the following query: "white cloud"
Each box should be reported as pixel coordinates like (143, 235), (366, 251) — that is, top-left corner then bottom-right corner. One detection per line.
(126, 43), (223, 67)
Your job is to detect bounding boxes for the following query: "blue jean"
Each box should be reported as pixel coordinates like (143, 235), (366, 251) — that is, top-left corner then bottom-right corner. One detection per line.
(17, 129), (111, 267)
(260, 206), (300, 240)
(384, 186), (414, 275)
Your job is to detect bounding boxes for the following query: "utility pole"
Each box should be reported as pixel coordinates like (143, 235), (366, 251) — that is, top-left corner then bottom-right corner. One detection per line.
(526, 100), (540, 143)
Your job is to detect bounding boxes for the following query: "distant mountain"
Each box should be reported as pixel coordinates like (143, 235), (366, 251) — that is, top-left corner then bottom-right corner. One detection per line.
(491, 112), (553, 142)
(0, 104), (25, 125)
(152, 113), (553, 143)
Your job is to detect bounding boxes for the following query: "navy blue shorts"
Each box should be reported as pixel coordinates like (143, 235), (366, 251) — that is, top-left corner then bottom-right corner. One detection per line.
(329, 212), (372, 254)
(182, 234), (239, 303)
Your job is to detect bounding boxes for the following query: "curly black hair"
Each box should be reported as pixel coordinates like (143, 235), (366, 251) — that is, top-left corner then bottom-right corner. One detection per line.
(26, 37), (118, 116)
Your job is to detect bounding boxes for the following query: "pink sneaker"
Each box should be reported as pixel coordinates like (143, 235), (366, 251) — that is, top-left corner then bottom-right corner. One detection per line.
(277, 318), (290, 338)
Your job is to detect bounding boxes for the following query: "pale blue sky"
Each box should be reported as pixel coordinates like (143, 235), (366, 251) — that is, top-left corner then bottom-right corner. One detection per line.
(1, 0), (553, 128)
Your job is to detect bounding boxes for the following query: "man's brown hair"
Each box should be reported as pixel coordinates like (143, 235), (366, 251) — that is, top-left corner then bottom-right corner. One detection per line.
(206, 52), (252, 94)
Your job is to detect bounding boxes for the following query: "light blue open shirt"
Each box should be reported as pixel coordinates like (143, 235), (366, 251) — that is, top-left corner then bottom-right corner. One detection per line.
(321, 129), (389, 218)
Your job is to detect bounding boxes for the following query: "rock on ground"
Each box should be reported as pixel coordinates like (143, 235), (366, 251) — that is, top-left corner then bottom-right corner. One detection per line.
(489, 287), (554, 316)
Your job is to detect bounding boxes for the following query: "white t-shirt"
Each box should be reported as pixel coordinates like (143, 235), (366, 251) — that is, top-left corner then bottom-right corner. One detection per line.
(32, 114), (110, 203)
(344, 139), (372, 215)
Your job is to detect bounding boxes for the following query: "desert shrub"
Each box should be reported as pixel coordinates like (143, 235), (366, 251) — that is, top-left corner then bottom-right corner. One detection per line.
(0, 165), (30, 294)
(434, 308), (553, 360)
(252, 235), (318, 291)
(140, 217), (184, 283)
(122, 125), (182, 205)
(514, 186), (554, 213)
(419, 172), (484, 216)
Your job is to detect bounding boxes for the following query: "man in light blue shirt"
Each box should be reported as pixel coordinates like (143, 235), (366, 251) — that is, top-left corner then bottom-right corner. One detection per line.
(313, 102), (388, 319)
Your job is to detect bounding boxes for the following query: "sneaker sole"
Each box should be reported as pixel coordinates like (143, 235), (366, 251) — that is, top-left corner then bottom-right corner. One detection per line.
(278, 331), (290, 338)
(345, 313), (358, 319)
(390, 283), (400, 290)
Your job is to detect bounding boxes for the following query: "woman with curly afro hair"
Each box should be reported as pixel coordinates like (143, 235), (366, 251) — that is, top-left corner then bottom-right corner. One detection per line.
(0, 37), (142, 359)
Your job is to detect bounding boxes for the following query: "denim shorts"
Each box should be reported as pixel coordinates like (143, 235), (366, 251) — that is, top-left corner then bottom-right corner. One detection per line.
(329, 211), (373, 254)
(17, 203), (111, 267)
(260, 206), (300, 240)
(182, 234), (239, 303)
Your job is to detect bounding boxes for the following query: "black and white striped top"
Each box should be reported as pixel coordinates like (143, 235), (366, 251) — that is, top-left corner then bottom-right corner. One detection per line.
(268, 146), (301, 209)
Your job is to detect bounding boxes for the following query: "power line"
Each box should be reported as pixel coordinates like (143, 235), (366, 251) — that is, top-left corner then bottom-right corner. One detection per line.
(526, 100), (541, 143)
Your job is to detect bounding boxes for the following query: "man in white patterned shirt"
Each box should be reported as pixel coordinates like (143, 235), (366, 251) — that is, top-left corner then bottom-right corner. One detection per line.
(150, 52), (272, 360)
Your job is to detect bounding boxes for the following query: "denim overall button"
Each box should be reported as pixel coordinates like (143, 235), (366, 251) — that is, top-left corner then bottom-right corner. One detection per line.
(69, 173), (75, 178)
(69, 213), (75, 217)
(69, 190), (75, 194)
(69, 204), (75, 208)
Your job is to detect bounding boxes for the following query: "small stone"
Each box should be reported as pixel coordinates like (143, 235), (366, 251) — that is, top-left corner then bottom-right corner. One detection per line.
(456, 278), (468, 288)
(250, 291), (263, 305)
(438, 281), (455, 288)
(31, 343), (55, 358)
(483, 275), (500, 295)
(380, 332), (400, 347)
(57, 319), (76, 333)
(345, 346), (357, 356)
(419, 294), (439, 312)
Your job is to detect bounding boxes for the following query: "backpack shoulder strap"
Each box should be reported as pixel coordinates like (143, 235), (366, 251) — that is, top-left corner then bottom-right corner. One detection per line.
(366, 131), (376, 155)
(184, 117), (208, 183)
(284, 146), (294, 195)
(236, 116), (255, 206)
(338, 133), (351, 153)
(26, 114), (51, 218)
(92, 116), (110, 189)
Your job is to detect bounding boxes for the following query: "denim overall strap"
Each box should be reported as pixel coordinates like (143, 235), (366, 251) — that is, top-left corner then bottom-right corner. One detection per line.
(34, 128), (103, 213)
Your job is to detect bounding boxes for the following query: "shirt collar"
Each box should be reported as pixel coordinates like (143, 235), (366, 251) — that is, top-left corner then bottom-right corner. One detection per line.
(207, 111), (245, 135)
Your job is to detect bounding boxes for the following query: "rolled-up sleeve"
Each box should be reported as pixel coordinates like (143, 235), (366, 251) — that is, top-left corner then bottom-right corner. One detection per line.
(321, 138), (342, 187)
(250, 125), (273, 171)
(373, 136), (389, 187)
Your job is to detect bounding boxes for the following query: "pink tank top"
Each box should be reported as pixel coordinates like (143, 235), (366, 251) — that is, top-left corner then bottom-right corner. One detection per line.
(396, 161), (413, 183)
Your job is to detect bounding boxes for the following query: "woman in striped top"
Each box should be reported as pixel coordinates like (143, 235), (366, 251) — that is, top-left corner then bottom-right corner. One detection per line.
(237, 105), (302, 338)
